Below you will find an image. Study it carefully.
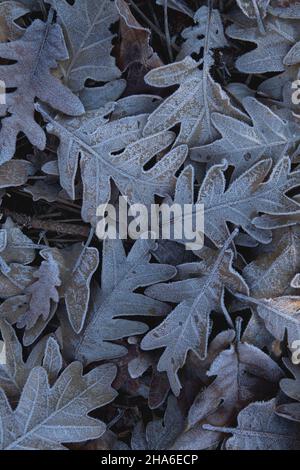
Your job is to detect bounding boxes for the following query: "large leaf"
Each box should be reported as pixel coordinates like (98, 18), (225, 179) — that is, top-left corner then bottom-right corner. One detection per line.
(0, 18), (84, 164)
(60, 237), (176, 365)
(48, 0), (121, 91)
(177, 157), (300, 248)
(173, 338), (283, 450)
(227, 9), (300, 73)
(0, 320), (62, 402)
(141, 237), (249, 395)
(191, 97), (300, 177)
(0, 362), (117, 450)
(42, 104), (187, 224)
(205, 400), (300, 450)
(143, 57), (245, 146)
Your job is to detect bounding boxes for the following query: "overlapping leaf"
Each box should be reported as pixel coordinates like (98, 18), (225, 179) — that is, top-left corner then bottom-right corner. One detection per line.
(48, 0), (121, 91)
(175, 156), (300, 248)
(143, 11), (245, 148)
(141, 238), (249, 395)
(173, 337), (283, 450)
(0, 361), (117, 450)
(42, 104), (187, 224)
(60, 237), (176, 365)
(191, 97), (300, 176)
(227, 9), (300, 73)
(204, 400), (300, 450)
(0, 18), (84, 164)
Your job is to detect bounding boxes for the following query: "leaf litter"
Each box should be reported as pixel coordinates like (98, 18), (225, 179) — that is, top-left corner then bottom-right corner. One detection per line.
(0, 0), (299, 451)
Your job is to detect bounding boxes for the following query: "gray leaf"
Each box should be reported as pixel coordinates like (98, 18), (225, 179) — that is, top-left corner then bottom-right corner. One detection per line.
(0, 362), (117, 450)
(61, 237), (176, 365)
(0, 18), (84, 164)
(141, 240), (249, 395)
(48, 0), (121, 91)
(205, 400), (300, 450)
(191, 97), (300, 176)
(143, 56), (245, 147)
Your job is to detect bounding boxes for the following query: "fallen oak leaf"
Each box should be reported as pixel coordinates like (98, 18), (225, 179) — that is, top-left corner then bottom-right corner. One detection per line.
(0, 16), (84, 165)
(0, 362), (117, 450)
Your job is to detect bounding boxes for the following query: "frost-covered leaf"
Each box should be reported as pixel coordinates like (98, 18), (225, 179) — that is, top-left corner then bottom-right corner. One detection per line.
(42, 104), (187, 224)
(191, 97), (300, 176)
(143, 56), (245, 146)
(177, 6), (228, 60)
(61, 237), (176, 365)
(242, 226), (300, 299)
(173, 339), (283, 450)
(237, 294), (300, 350)
(0, 1), (28, 42)
(227, 10), (300, 73)
(59, 243), (99, 334)
(182, 157), (300, 247)
(0, 362), (117, 450)
(0, 18), (84, 164)
(48, 0), (121, 91)
(0, 321), (63, 402)
(141, 237), (249, 395)
(205, 400), (300, 450)
(18, 248), (61, 330)
(240, 226), (300, 347)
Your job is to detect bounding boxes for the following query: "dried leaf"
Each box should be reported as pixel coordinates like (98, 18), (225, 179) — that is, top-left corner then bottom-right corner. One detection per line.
(141, 238), (249, 395)
(205, 400), (300, 450)
(0, 18), (84, 164)
(173, 339), (283, 450)
(227, 10), (300, 73)
(48, 0), (121, 91)
(191, 97), (300, 177)
(0, 362), (117, 450)
(61, 237), (176, 365)
(42, 104), (187, 224)
(143, 55), (245, 147)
